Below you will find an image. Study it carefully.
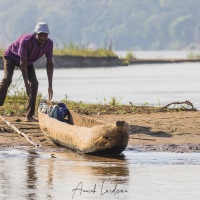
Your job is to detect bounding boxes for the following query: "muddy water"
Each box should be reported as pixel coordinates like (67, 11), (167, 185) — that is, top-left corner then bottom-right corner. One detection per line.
(0, 149), (200, 200)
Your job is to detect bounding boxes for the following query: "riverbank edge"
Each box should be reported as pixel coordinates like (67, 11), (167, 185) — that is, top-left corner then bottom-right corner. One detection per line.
(0, 111), (200, 153)
(129, 58), (200, 65)
(1, 55), (200, 69)
(0, 55), (124, 69)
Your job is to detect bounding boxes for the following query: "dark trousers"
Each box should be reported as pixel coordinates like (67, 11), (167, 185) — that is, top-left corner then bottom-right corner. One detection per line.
(0, 57), (38, 117)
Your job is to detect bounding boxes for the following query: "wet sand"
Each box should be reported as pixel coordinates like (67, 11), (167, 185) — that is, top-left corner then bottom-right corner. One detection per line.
(0, 111), (200, 153)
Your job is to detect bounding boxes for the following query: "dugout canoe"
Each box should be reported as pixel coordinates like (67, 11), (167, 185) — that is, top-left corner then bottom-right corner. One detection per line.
(38, 109), (129, 155)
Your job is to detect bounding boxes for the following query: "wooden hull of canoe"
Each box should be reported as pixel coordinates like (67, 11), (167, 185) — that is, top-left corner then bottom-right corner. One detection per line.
(38, 109), (129, 155)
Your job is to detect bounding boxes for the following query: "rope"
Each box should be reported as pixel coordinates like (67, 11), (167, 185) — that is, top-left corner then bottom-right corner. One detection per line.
(0, 115), (41, 147)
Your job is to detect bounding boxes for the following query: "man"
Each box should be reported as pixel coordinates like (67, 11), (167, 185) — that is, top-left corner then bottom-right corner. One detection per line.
(0, 22), (54, 122)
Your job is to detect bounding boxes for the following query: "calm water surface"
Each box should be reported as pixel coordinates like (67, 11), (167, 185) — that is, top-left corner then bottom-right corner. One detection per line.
(0, 149), (200, 200)
(5, 62), (200, 109)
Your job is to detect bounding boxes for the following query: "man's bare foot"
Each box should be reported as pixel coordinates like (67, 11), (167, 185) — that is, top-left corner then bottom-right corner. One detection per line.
(25, 116), (38, 122)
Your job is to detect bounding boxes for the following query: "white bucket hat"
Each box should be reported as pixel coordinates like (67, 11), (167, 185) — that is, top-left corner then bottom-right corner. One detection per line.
(33, 22), (50, 34)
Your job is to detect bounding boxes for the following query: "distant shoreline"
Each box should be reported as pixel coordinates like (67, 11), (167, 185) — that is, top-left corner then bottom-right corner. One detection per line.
(0, 55), (200, 69)
(128, 58), (200, 65)
(0, 55), (123, 69)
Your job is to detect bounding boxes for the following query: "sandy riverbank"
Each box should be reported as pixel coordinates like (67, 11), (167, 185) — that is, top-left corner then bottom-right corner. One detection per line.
(0, 111), (200, 153)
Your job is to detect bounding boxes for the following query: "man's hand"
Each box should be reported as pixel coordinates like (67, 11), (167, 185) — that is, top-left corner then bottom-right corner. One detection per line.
(48, 87), (53, 101)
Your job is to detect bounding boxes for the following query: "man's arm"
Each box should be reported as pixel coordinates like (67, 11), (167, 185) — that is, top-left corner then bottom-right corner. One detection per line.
(46, 58), (54, 100)
(20, 57), (31, 97)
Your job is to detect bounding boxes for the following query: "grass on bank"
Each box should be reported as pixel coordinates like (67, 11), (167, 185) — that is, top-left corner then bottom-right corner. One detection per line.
(0, 85), (160, 116)
(0, 42), (117, 58)
(0, 47), (4, 57)
(54, 43), (117, 57)
(0, 90), (153, 116)
(123, 51), (137, 65)
(0, 86), (196, 117)
(187, 52), (200, 59)
(1, 43), (136, 61)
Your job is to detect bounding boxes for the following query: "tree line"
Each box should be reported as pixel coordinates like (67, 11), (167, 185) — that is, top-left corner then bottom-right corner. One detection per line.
(0, 0), (199, 50)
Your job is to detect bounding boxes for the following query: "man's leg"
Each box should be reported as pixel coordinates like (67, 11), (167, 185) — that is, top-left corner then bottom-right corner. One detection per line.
(0, 57), (15, 106)
(25, 64), (38, 122)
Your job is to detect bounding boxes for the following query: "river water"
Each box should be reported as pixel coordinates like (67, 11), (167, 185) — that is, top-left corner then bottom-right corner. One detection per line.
(0, 149), (200, 200)
(4, 51), (200, 109)
(0, 51), (200, 199)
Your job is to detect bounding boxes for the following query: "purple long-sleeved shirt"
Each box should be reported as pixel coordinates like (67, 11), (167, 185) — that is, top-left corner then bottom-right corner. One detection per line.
(4, 33), (53, 67)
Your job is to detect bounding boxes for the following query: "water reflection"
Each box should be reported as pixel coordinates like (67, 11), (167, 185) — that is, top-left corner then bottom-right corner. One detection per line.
(46, 155), (54, 200)
(26, 151), (38, 200)
(10, 149), (129, 200)
(81, 153), (129, 183)
(0, 160), (10, 200)
(51, 149), (129, 182)
(47, 154), (54, 187)
(1, 149), (200, 199)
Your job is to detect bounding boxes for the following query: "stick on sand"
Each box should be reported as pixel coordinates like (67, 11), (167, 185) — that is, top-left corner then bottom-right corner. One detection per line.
(0, 115), (40, 147)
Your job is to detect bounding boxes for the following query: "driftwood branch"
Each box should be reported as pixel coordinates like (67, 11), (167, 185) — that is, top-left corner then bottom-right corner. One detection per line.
(0, 115), (40, 147)
(158, 100), (197, 112)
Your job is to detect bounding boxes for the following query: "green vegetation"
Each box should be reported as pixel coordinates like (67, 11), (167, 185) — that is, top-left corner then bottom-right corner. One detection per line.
(61, 99), (135, 115)
(53, 43), (117, 57)
(124, 51), (137, 64)
(0, 47), (5, 57)
(0, 90), (196, 117)
(0, 88), (28, 116)
(0, 0), (200, 50)
(0, 44), (117, 58)
(187, 52), (200, 59)
(0, 87), (160, 116)
(0, 85), (44, 116)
